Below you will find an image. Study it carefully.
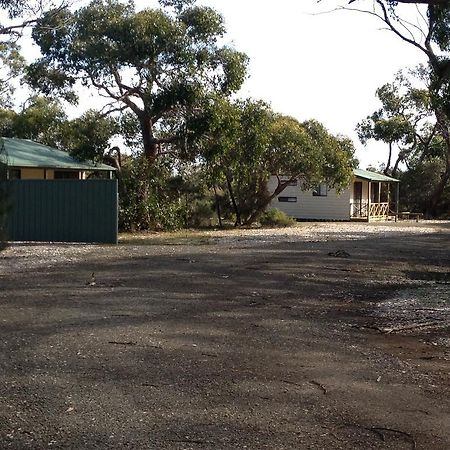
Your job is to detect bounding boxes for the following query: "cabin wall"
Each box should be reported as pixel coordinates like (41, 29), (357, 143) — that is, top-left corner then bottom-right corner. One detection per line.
(267, 177), (351, 220)
(9, 168), (86, 180)
(20, 168), (46, 180)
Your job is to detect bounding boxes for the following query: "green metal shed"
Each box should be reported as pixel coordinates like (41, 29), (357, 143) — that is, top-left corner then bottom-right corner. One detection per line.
(0, 138), (118, 244)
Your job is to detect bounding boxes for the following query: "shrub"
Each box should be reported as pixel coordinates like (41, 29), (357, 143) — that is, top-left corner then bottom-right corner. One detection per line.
(259, 208), (295, 227)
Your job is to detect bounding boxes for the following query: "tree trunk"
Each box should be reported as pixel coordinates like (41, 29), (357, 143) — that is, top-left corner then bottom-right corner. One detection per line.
(427, 109), (450, 216)
(392, 154), (402, 178)
(213, 185), (223, 228)
(244, 177), (296, 225)
(384, 142), (393, 175)
(427, 163), (450, 217)
(140, 115), (158, 162)
(226, 173), (241, 226)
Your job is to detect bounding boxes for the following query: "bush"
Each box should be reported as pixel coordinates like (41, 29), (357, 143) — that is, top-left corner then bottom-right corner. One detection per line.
(259, 208), (295, 227)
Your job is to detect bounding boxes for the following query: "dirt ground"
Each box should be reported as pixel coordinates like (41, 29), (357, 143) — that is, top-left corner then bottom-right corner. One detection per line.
(0, 221), (449, 449)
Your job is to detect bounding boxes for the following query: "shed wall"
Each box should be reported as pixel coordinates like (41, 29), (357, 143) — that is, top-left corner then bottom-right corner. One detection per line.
(2, 179), (118, 243)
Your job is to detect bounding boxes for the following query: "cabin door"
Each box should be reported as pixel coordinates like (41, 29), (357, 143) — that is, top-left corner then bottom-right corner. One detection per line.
(353, 181), (363, 217)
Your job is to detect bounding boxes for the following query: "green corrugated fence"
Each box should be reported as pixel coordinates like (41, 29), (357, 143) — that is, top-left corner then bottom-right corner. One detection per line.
(1, 180), (118, 244)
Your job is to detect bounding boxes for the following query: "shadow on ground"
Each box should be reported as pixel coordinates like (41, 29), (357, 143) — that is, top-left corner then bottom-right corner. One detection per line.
(0, 225), (449, 449)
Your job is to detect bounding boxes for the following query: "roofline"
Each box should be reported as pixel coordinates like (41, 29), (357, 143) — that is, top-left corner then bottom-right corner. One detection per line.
(354, 174), (399, 182)
(353, 169), (399, 183)
(1, 137), (117, 171)
(7, 163), (116, 172)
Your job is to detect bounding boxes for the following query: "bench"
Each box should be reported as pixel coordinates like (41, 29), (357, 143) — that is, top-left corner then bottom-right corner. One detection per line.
(398, 211), (424, 221)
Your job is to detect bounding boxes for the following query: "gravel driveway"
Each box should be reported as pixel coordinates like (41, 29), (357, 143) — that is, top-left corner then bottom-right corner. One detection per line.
(1, 221), (449, 449)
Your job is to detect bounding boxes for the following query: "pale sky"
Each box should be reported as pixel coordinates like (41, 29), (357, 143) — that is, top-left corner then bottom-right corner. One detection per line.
(17, 0), (429, 169)
(190, 0), (427, 169)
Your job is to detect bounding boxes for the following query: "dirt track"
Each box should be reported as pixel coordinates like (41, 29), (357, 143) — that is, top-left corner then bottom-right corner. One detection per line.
(0, 221), (449, 449)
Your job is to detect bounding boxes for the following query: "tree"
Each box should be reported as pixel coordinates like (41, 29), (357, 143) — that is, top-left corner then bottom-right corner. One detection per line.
(29, 0), (248, 162)
(347, 1), (449, 5)
(62, 110), (120, 166)
(197, 98), (356, 225)
(335, 0), (450, 214)
(399, 157), (450, 216)
(0, 96), (120, 169)
(0, 1), (70, 105)
(333, 1), (450, 117)
(359, 69), (450, 215)
(0, 95), (68, 144)
(356, 73), (429, 176)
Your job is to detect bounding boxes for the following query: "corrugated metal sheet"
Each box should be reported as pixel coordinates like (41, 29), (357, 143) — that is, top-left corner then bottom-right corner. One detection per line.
(0, 137), (115, 172)
(2, 179), (118, 244)
(353, 168), (399, 183)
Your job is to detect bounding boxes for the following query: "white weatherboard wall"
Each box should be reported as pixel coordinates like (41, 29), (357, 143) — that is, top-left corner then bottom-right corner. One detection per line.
(267, 177), (351, 221)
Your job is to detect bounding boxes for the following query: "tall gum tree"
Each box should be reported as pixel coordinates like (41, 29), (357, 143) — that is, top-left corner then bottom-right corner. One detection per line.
(28, 0), (248, 162)
(330, 0), (450, 214)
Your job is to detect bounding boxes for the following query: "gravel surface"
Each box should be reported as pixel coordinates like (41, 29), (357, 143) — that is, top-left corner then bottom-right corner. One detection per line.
(0, 221), (449, 449)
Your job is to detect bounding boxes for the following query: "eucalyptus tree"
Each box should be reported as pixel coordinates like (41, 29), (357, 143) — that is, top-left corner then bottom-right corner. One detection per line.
(333, 0), (450, 213)
(359, 70), (450, 215)
(357, 74), (424, 176)
(0, 0), (70, 106)
(29, 0), (248, 162)
(197, 98), (356, 225)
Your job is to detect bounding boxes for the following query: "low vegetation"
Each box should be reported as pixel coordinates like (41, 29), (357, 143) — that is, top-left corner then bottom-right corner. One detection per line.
(259, 208), (296, 228)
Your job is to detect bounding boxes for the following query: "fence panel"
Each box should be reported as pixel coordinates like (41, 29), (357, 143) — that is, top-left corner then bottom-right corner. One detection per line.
(1, 179), (118, 244)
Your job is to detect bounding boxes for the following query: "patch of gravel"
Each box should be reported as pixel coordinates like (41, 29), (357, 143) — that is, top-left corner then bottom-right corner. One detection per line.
(0, 244), (100, 274)
(203, 221), (448, 247)
(1, 221), (448, 274)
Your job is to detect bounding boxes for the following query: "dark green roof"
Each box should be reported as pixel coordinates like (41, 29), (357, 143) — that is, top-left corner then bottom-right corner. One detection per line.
(0, 137), (115, 171)
(353, 168), (399, 182)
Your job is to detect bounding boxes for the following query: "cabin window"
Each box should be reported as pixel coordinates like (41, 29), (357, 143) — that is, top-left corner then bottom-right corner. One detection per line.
(278, 196), (297, 202)
(313, 183), (328, 197)
(54, 170), (79, 179)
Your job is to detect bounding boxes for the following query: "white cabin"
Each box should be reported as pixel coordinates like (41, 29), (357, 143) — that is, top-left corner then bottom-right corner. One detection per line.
(268, 169), (399, 222)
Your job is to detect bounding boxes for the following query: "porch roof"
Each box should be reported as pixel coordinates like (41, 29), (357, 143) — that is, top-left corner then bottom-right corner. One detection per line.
(353, 168), (399, 183)
(0, 137), (116, 172)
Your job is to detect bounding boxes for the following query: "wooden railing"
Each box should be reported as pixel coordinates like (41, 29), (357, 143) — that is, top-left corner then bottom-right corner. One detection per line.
(350, 202), (389, 219)
(369, 202), (389, 217)
(350, 202), (368, 218)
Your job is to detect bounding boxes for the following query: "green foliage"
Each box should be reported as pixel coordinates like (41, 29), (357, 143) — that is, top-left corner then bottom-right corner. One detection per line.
(30, 0), (248, 160)
(62, 110), (119, 163)
(356, 71), (436, 175)
(399, 158), (450, 216)
(360, 69), (450, 215)
(195, 98), (356, 225)
(347, 2), (450, 123)
(356, 77), (419, 149)
(0, 96), (67, 146)
(259, 208), (295, 228)
(118, 155), (223, 231)
(0, 42), (25, 107)
(428, 3), (450, 52)
(0, 0), (29, 18)
(0, 98), (119, 165)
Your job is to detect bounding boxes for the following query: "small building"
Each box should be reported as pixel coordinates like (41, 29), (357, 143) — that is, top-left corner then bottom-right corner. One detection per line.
(0, 137), (115, 180)
(268, 168), (399, 222)
(0, 137), (118, 243)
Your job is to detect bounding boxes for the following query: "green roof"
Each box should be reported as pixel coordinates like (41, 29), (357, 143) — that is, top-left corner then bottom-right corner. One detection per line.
(0, 137), (115, 172)
(353, 168), (399, 182)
